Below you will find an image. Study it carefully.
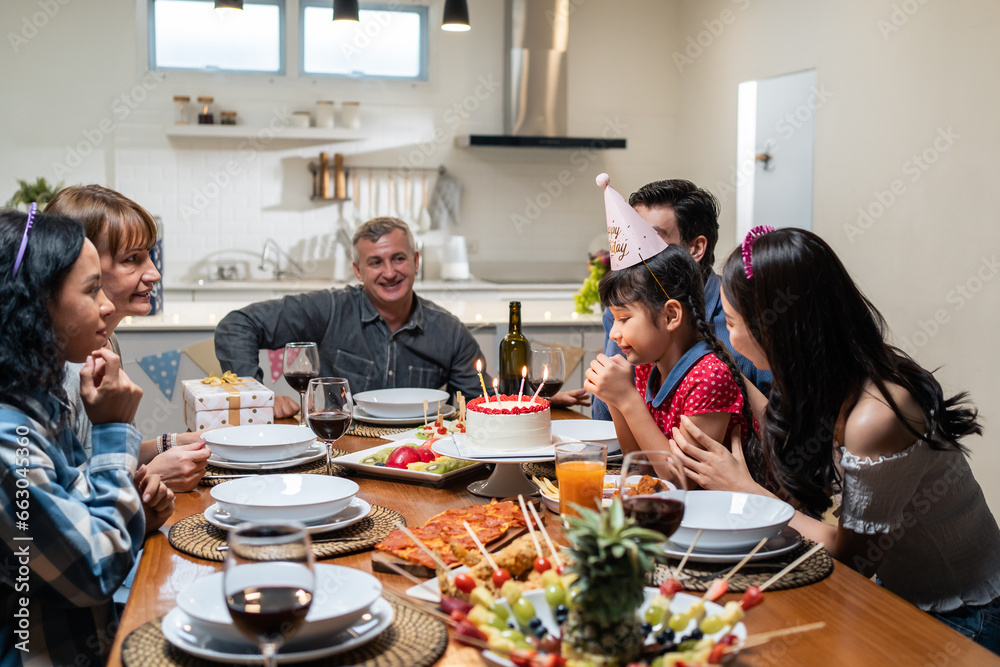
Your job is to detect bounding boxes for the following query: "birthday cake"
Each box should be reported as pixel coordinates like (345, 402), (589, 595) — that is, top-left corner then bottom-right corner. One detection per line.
(465, 395), (551, 452)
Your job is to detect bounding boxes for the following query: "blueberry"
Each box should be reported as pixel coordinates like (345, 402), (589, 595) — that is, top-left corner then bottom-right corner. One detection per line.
(528, 617), (543, 629)
(374, 462), (385, 466)
(554, 604), (569, 615)
(534, 626), (548, 639)
(690, 629), (704, 640)
(660, 628), (675, 641)
(655, 631), (670, 645)
(641, 622), (653, 636)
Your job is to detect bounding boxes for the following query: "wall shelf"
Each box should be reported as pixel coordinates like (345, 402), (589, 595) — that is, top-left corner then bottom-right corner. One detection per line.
(165, 124), (366, 147)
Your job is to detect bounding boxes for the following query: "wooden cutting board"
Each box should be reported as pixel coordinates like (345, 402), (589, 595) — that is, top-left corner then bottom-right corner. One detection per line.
(371, 497), (544, 578)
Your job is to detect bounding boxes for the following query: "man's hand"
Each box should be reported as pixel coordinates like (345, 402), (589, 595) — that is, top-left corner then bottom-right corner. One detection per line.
(548, 388), (592, 407)
(80, 349), (143, 425)
(134, 465), (175, 534)
(274, 395), (300, 419)
(583, 354), (635, 409)
(147, 440), (211, 492)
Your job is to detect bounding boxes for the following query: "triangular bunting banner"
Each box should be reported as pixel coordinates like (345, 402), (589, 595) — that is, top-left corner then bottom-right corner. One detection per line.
(182, 338), (222, 377)
(268, 349), (284, 384)
(137, 350), (182, 399)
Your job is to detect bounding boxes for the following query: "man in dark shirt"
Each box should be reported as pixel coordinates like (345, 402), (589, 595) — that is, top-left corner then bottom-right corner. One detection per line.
(591, 180), (771, 421)
(216, 217), (486, 418)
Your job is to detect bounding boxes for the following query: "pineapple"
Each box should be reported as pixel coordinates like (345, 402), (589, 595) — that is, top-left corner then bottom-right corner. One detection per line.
(561, 498), (668, 666)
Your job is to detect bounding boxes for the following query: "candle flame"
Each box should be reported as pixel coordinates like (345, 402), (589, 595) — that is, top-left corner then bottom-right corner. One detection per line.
(492, 378), (499, 388)
(521, 366), (527, 377)
(543, 365), (549, 381)
(476, 359), (482, 372)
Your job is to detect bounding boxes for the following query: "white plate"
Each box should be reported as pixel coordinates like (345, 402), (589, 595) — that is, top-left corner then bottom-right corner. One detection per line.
(353, 403), (456, 425)
(335, 439), (485, 484)
(208, 441), (326, 470)
(550, 419), (621, 454)
(431, 433), (584, 463)
(662, 526), (802, 564)
(161, 598), (393, 664)
(176, 564), (383, 644)
(210, 475), (359, 523)
(671, 490), (795, 553)
(354, 387), (450, 418)
(204, 498), (371, 534)
(203, 424), (317, 463)
(481, 588), (746, 667)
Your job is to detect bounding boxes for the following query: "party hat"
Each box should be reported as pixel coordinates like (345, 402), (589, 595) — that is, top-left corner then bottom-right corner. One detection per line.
(596, 173), (668, 270)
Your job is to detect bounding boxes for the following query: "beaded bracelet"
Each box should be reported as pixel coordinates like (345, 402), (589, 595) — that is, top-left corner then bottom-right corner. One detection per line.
(157, 433), (168, 455)
(168, 433), (177, 450)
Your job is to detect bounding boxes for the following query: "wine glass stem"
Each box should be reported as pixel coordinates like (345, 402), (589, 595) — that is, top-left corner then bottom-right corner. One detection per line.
(298, 390), (307, 426)
(261, 642), (279, 667)
(325, 439), (332, 476)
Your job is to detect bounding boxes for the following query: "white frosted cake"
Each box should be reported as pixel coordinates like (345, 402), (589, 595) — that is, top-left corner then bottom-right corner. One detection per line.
(465, 395), (551, 452)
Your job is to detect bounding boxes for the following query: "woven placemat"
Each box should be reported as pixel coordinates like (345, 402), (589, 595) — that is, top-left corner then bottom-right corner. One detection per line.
(121, 599), (448, 667)
(167, 506), (404, 562)
(200, 449), (350, 487)
(647, 539), (833, 593)
(522, 461), (622, 480)
(348, 422), (411, 438)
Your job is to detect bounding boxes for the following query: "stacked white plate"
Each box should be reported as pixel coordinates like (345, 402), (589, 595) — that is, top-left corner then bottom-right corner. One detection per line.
(662, 490), (801, 563)
(204, 424), (318, 464)
(162, 565), (393, 663)
(209, 474), (360, 524)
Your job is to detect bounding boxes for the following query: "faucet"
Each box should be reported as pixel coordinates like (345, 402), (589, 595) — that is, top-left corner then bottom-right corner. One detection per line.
(259, 238), (306, 280)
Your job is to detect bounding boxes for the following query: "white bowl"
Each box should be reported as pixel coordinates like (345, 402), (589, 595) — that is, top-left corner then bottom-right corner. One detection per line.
(210, 475), (359, 523)
(551, 419), (620, 453)
(176, 564), (383, 647)
(353, 388), (449, 419)
(669, 490), (795, 553)
(203, 424), (316, 463)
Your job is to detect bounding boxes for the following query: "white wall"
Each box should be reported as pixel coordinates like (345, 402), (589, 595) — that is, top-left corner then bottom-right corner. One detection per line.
(0, 0), (681, 285)
(674, 0), (1000, 516)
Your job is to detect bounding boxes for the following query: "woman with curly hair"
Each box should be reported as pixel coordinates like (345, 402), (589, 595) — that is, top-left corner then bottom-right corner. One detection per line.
(0, 207), (172, 665)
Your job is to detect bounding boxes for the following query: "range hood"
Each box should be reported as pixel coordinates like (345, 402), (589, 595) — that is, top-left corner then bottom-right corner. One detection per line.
(456, 0), (626, 150)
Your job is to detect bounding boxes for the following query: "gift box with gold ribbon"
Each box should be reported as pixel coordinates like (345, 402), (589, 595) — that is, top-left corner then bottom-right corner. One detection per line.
(182, 372), (275, 432)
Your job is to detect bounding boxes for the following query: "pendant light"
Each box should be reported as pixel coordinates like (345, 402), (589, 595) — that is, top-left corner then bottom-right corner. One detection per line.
(442, 0), (470, 31)
(333, 0), (360, 23)
(214, 0), (243, 9)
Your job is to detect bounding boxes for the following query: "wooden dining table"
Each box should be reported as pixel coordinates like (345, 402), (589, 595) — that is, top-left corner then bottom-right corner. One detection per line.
(108, 410), (1000, 666)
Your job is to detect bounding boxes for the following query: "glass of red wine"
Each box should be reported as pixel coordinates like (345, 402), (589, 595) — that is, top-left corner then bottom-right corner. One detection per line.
(619, 450), (687, 541)
(283, 342), (320, 426)
(529, 345), (565, 399)
(224, 522), (315, 667)
(306, 377), (353, 477)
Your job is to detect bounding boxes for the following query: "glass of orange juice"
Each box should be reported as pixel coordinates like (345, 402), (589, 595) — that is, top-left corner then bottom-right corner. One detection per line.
(555, 441), (608, 518)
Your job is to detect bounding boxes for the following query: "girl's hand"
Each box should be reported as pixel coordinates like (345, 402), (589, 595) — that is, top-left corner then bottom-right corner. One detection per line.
(80, 349), (143, 425)
(669, 415), (768, 496)
(148, 440), (211, 492)
(584, 354), (635, 408)
(134, 465), (175, 534)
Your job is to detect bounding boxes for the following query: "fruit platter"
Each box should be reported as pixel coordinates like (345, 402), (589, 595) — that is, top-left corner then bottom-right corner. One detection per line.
(336, 436), (484, 483)
(387, 496), (824, 667)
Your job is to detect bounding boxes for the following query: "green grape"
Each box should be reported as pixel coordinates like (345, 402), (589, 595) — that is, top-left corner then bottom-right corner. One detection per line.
(489, 602), (510, 621)
(668, 612), (691, 632)
(544, 583), (566, 608)
(700, 615), (726, 634)
(487, 613), (509, 631)
(512, 597), (536, 625)
(500, 628), (525, 643)
(643, 603), (665, 626)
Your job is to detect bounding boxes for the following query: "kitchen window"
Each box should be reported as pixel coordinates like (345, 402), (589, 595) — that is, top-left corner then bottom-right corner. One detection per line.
(300, 2), (428, 80)
(149, 0), (284, 74)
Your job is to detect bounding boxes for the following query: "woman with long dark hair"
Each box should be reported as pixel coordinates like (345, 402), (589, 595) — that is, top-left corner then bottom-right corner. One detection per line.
(669, 226), (1000, 653)
(0, 207), (171, 664)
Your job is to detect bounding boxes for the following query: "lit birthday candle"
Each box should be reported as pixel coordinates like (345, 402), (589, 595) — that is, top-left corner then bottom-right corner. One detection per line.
(529, 364), (548, 403)
(517, 366), (527, 404)
(492, 377), (501, 403)
(476, 359), (489, 399)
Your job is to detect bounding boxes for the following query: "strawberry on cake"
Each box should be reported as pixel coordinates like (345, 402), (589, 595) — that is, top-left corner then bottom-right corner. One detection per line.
(465, 395), (551, 452)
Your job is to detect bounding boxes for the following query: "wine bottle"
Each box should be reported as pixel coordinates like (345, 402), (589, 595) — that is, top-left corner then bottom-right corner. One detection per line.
(498, 301), (530, 395)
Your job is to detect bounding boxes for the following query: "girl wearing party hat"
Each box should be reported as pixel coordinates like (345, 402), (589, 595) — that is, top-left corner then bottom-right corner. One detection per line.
(585, 174), (765, 483)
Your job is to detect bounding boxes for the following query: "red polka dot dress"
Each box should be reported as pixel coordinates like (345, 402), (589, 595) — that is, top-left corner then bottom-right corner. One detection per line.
(634, 353), (750, 444)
